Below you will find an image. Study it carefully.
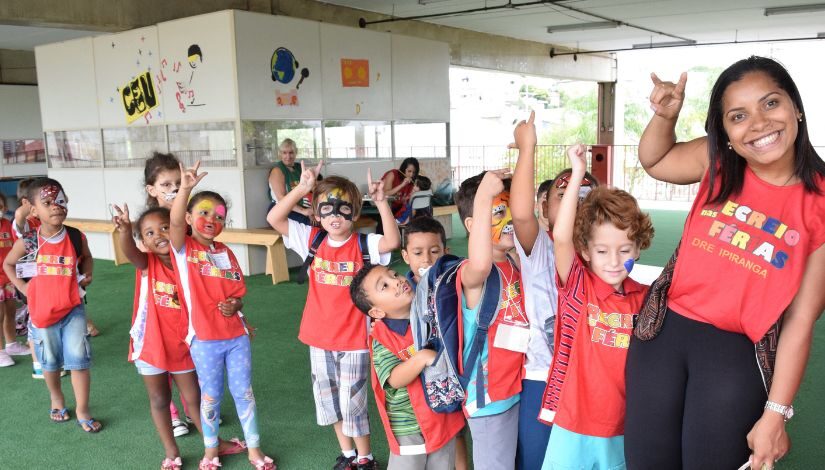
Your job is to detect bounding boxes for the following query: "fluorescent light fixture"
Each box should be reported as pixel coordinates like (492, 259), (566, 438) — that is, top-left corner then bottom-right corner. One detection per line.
(632, 40), (697, 49)
(547, 21), (619, 33)
(765, 3), (825, 15)
(418, 0), (452, 4)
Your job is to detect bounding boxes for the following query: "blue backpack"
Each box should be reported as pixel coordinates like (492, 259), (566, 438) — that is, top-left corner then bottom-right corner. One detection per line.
(410, 254), (502, 413)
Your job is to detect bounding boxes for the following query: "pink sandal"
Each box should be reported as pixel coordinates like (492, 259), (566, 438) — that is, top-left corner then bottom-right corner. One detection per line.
(250, 456), (276, 470)
(161, 457), (182, 470)
(198, 457), (221, 469)
(218, 437), (247, 456)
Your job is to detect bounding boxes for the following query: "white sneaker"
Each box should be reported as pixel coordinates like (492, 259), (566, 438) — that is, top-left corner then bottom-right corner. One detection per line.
(5, 341), (30, 356)
(0, 350), (13, 367)
(171, 418), (189, 437)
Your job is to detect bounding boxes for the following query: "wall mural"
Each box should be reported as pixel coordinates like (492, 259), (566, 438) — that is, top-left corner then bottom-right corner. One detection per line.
(270, 47), (309, 107)
(161, 44), (206, 114)
(107, 34), (163, 125)
(340, 58), (369, 87)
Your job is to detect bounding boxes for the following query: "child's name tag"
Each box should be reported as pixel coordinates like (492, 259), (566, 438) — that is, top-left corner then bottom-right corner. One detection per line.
(493, 323), (530, 353)
(16, 262), (37, 278)
(209, 251), (232, 270)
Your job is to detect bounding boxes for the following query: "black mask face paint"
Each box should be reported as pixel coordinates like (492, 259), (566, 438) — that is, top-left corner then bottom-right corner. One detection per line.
(318, 200), (354, 220)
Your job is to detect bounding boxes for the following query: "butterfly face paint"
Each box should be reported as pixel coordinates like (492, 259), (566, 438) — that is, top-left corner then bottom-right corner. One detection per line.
(624, 258), (635, 274)
(192, 199), (225, 238)
(40, 184), (68, 212)
(491, 191), (514, 244)
(317, 188), (354, 221)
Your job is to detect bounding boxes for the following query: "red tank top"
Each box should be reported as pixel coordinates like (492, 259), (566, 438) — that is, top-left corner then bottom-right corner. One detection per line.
(299, 228), (369, 351)
(669, 168), (825, 341)
(28, 230), (81, 328)
(129, 254), (194, 372)
(0, 218), (14, 284)
(456, 259), (526, 406)
(370, 321), (465, 455)
(175, 236), (247, 341)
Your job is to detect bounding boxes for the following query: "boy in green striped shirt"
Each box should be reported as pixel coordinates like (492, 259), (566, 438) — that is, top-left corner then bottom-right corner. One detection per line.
(351, 264), (466, 469)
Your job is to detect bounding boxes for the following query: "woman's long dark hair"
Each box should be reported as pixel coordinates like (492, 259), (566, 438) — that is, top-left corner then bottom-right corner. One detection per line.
(398, 157), (420, 178)
(704, 56), (825, 204)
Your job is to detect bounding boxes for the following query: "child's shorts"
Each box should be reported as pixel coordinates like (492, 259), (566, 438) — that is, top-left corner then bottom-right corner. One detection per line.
(309, 346), (370, 437)
(30, 304), (91, 372)
(0, 282), (15, 301)
(134, 359), (195, 376)
(542, 424), (625, 470)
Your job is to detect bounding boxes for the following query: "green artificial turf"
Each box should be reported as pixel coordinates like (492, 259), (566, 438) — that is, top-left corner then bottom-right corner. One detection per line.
(1, 211), (822, 469)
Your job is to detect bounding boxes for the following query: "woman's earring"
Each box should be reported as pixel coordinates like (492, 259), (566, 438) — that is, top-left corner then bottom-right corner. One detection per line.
(727, 142), (732, 150)
(798, 113), (804, 122)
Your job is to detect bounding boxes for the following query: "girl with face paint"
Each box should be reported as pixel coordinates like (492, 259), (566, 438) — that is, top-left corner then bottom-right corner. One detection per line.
(169, 162), (275, 470)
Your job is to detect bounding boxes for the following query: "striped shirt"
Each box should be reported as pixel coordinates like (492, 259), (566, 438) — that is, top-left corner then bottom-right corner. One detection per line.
(372, 339), (421, 436)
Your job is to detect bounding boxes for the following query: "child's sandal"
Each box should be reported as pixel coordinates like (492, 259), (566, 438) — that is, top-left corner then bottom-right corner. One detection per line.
(161, 457), (182, 470)
(249, 456), (276, 470)
(198, 457), (221, 470)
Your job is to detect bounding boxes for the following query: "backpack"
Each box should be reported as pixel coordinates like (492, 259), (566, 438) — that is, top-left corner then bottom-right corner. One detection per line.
(409, 254), (503, 413)
(296, 230), (371, 284)
(16, 225), (84, 304)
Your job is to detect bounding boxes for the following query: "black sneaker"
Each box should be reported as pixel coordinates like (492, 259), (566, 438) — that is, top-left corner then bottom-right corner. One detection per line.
(332, 454), (356, 470)
(355, 458), (378, 470)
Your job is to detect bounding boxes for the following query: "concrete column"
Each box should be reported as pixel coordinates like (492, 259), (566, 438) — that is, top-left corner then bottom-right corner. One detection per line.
(0, 49), (36, 84)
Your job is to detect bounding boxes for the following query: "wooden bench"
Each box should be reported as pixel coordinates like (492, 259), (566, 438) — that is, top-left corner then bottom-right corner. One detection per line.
(433, 205), (459, 238)
(65, 219), (290, 285)
(65, 218), (129, 266)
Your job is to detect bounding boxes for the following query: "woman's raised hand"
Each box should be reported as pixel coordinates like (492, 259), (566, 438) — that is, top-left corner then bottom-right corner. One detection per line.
(649, 72), (688, 121)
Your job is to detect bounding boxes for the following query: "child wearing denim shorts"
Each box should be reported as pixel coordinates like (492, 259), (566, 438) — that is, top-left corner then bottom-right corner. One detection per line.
(2, 177), (100, 432)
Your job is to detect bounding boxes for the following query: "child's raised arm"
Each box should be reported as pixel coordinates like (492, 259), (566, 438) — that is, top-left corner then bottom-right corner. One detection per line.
(266, 161), (320, 235)
(367, 168), (400, 253)
(553, 144), (586, 286)
(639, 72), (707, 185)
(510, 110), (540, 255)
(462, 170), (509, 308)
(112, 203), (148, 270)
(170, 161), (207, 252)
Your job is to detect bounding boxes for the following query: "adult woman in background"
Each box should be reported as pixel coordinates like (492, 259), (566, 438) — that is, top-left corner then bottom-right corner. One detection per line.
(625, 56), (825, 470)
(382, 157), (420, 219)
(268, 138), (312, 224)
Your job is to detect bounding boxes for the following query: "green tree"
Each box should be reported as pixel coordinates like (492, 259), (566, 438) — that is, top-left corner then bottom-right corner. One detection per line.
(538, 90), (597, 145)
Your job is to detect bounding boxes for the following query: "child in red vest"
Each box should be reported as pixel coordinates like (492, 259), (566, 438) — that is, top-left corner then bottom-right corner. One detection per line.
(0, 193), (29, 367)
(350, 263), (465, 469)
(453, 170), (528, 470)
(2, 178), (98, 431)
(268, 164), (400, 470)
(170, 162), (274, 470)
(539, 145), (654, 469)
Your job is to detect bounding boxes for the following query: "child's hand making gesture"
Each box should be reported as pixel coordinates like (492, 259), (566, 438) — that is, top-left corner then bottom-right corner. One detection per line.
(478, 169), (511, 200)
(367, 168), (387, 204)
(111, 203), (132, 233)
(179, 160), (208, 192)
(298, 161), (323, 193)
(509, 110), (536, 152)
(567, 143), (588, 176)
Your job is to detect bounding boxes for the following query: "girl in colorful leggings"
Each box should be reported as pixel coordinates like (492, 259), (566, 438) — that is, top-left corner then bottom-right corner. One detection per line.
(170, 161), (275, 470)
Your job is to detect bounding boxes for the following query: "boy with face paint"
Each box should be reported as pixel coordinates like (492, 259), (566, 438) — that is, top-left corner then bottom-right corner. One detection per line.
(452, 170), (528, 470)
(537, 145), (654, 470)
(2, 178), (100, 432)
(267, 164), (400, 470)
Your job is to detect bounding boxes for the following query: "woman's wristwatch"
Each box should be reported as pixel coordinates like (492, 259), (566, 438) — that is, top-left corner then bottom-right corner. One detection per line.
(765, 401), (794, 422)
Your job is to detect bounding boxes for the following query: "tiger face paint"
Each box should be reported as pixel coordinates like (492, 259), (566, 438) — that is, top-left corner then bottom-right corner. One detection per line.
(491, 191), (514, 244)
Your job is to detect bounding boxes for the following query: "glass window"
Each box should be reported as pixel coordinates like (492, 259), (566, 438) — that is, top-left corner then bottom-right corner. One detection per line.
(2, 139), (47, 165)
(168, 122), (236, 167)
(102, 126), (167, 168)
(393, 122), (448, 159)
(241, 120), (322, 167)
(46, 130), (103, 168)
(322, 121), (391, 159)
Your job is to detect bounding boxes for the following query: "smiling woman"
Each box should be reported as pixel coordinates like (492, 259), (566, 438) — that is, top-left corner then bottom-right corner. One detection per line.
(626, 56), (825, 470)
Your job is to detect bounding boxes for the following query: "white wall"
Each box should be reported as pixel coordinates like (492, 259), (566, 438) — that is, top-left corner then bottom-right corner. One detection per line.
(35, 37), (99, 131)
(0, 85), (43, 139)
(234, 11), (323, 120)
(391, 35), (450, 121)
(320, 23), (392, 120)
